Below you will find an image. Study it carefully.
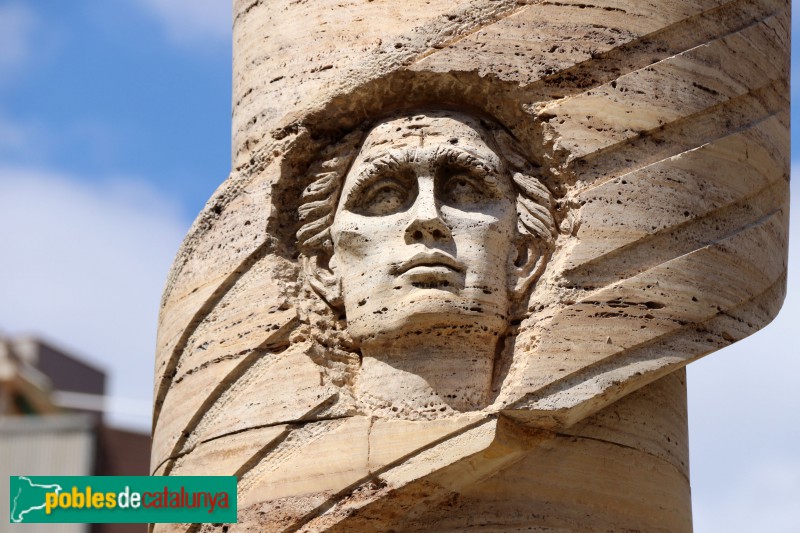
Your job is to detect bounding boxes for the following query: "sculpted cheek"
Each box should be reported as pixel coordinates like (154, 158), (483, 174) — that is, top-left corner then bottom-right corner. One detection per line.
(332, 216), (396, 259)
(332, 220), (380, 258)
(332, 228), (373, 259)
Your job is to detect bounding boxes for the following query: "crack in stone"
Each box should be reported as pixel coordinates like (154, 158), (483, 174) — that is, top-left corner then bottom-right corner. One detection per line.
(537, 0), (784, 102)
(565, 182), (786, 288)
(551, 430), (690, 485)
(153, 240), (273, 427)
(510, 271), (786, 429)
(155, 329), (296, 473)
(408, 2), (537, 66)
(286, 416), (495, 532)
(573, 80), (786, 185)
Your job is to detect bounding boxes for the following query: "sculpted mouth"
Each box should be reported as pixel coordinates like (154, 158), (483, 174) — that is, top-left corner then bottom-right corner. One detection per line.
(394, 252), (464, 275)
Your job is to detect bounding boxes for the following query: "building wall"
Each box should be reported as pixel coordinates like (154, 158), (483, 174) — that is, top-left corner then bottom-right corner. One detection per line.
(1, 414), (95, 533)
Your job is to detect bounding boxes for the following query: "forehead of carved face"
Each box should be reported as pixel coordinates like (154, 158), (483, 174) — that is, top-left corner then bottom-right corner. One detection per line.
(329, 111), (523, 344)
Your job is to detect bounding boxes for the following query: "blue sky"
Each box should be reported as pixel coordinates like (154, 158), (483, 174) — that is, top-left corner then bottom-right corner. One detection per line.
(0, 1), (797, 530)
(0, 0), (231, 217)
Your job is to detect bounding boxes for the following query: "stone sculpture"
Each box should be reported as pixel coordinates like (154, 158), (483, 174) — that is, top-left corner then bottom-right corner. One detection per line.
(152, 1), (790, 531)
(299, 109), (556, 419)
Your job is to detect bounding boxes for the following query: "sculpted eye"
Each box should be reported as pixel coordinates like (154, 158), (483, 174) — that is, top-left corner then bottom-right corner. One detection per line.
(363, 181), (408, 215)
(438, 166), (494, 208)
(348, 176), (414, 216)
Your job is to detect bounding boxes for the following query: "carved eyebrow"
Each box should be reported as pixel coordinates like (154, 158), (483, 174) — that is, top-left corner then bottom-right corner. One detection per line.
(342, 153), (411, 207)
(432, 145), (501, 175)
(345, 145), (501, 200)
(355, 152), (406, 176)
(348, 154), (406, 190)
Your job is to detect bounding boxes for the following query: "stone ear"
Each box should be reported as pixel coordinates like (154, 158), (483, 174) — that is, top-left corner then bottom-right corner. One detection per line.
(302, 254), (343, 309)
(508, 238), (548, 301)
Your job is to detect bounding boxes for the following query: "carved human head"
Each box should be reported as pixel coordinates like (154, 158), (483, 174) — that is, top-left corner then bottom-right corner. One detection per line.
(297, 110), (557, 346)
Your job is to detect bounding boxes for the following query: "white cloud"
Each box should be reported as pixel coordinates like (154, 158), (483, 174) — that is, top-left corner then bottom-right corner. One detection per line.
(0, 169), (189, 430)
(132, 0), (231, 45)
(0, 3), (37, 74)
(688, 165), (800, 531)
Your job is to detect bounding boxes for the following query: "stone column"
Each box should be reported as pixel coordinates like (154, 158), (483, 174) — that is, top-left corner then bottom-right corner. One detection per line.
(151, 1), (790, 531)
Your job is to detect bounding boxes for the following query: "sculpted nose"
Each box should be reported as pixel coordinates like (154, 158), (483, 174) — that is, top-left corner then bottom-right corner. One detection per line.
(405, 216), (451, 243)
(405, 179), (451, 244)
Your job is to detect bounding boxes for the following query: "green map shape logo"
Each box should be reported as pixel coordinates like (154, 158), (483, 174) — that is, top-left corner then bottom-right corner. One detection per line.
(10, 476), (63, 523)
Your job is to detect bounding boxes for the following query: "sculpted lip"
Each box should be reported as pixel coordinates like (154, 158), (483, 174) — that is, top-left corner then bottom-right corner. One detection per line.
(393, 251), (465, 275)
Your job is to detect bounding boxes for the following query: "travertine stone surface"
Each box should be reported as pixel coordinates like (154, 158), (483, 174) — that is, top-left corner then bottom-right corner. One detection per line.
(152, 0), (790, 531)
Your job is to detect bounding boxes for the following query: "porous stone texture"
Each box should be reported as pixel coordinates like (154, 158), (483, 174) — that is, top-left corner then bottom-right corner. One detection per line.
(152, 1), (790, 531)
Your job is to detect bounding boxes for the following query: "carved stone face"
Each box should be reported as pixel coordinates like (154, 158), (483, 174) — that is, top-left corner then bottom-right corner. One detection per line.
(329, 111), (519, 344)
